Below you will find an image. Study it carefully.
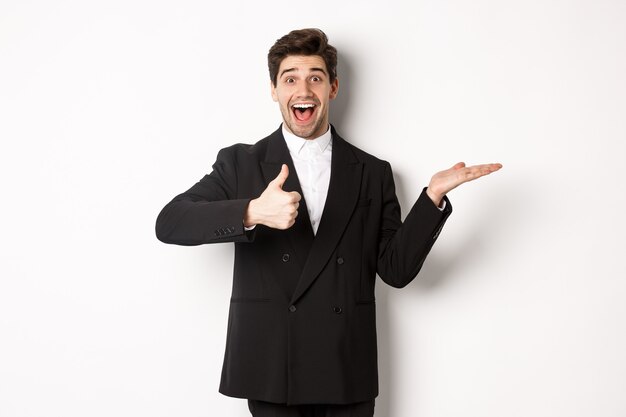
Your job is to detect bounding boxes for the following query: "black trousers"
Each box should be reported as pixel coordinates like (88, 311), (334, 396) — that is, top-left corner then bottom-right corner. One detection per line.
(247, 399), (375, 417)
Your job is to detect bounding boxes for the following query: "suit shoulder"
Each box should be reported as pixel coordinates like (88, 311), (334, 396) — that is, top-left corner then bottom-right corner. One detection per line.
(342, 139), (391, 169)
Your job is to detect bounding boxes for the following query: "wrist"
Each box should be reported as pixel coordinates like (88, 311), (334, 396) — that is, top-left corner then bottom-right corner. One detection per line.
(426, 187), (443, 208)
(243, 199), (260, 227)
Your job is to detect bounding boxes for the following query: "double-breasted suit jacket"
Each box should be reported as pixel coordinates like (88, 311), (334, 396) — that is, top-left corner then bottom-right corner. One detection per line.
(155, 125), (452, 405)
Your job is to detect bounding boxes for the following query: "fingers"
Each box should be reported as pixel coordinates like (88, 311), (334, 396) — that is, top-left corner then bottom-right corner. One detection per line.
(472, 163), (502, 174)
(289, 191), (302, 202)
(278, 198), (299, 229)
(430, 161), (502, 199)
(255, 170), (301, 230)
(272, 164), (289, 189)
(290, 194), (300, 216)
(459, 163), (502, 181)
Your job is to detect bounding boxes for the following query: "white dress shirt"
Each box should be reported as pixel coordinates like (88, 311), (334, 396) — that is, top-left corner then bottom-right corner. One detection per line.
(245, 124), (444, 234)
(282, 125), (332, 235)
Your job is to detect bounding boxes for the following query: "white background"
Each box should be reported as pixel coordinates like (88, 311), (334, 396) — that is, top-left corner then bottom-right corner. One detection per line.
(1, 1), (625, 416)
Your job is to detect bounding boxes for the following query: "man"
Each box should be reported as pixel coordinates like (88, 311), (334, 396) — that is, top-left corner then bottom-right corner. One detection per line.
(156, 28), (501, 417)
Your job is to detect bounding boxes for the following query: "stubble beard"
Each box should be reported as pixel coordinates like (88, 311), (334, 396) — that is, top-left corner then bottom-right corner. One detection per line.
(281, 106), (327, 139)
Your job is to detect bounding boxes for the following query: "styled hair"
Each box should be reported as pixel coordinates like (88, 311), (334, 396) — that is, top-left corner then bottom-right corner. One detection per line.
(268, 28), (338, 86)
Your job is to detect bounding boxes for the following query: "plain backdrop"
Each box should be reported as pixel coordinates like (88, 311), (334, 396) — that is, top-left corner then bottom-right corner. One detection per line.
(1, 1), (625, 416)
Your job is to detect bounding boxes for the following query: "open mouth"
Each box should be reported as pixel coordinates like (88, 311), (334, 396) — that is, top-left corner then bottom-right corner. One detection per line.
(292, 103), (316, 122)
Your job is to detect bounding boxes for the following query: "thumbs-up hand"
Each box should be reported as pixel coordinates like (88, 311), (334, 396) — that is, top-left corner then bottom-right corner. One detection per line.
(244, 164), (302, 230)
(270, 163), (290, 190)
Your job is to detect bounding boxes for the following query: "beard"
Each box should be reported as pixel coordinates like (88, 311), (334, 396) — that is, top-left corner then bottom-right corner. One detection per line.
(280, 105), (328, 139)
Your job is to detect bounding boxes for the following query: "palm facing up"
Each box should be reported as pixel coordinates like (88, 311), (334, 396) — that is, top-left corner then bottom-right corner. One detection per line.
(426, 162), (503, 207)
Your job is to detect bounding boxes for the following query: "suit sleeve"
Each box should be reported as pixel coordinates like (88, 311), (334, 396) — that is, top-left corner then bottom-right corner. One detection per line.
(376, 162), (452, 288)
(155, 146), (255, 245)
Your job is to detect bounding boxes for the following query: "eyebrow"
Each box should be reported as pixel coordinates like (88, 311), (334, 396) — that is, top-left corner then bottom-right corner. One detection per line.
(279, 67), (328, 78)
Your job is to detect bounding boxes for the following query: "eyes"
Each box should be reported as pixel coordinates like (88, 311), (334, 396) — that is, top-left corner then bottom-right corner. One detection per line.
(284, 75), (323, 84)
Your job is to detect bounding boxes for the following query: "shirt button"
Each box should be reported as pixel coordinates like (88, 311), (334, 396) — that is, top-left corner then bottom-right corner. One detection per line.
(282, 253), (290, 262)
(333, 306), (343, 314)
(337, 257), (344, 265)
(289, 305), (297, 313)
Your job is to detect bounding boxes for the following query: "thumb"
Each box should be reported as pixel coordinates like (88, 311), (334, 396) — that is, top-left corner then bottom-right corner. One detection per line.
(272, 164), (289, 189)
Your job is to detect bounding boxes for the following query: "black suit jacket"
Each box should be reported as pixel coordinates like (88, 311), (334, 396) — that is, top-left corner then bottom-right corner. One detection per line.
(156, 126), (452, 405)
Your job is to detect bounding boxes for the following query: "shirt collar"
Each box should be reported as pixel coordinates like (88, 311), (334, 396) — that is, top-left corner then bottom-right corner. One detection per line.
(282, 124), (332, 156)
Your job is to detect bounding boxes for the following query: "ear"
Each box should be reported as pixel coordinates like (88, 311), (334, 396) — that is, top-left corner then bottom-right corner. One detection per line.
(329, 78), (339, 100)
(271, 80), (278, 102)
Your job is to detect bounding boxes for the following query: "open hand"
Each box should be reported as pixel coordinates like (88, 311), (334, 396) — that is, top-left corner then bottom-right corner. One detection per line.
(426, 162), (502, 207)
(244, 164), (302, 229)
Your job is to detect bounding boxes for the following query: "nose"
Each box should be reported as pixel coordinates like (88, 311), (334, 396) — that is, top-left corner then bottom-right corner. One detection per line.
(295, 80), (313, 98)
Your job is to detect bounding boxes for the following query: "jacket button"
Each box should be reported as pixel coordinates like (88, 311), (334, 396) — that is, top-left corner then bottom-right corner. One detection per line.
(289, 305), (297, 312)
(337, 257), (344, 265)
(333, 306), (342, 314)
(282, 253), (290, 262)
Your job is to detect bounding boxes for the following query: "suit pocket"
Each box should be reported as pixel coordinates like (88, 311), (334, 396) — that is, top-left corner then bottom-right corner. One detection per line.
(356, 197), (372, 208)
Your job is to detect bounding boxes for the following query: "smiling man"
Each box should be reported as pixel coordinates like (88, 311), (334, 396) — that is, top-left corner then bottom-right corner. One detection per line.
(156, 28), (501, 417)
(271, 54), (338, 139)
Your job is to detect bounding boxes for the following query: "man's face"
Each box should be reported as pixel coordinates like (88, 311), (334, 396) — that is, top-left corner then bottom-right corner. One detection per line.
(271, 55), (339, 139)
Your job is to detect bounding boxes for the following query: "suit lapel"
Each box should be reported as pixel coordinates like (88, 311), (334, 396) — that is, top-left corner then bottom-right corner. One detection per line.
(260, 128), (314, 268)
(290, 128), (363, 305)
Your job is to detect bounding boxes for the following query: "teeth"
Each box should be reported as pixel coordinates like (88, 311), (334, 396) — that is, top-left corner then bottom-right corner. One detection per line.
(292, 103), (315, 109)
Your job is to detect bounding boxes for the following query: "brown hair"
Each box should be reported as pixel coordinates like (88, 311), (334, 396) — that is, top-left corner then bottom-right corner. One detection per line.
(268, 28), (337, 87)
